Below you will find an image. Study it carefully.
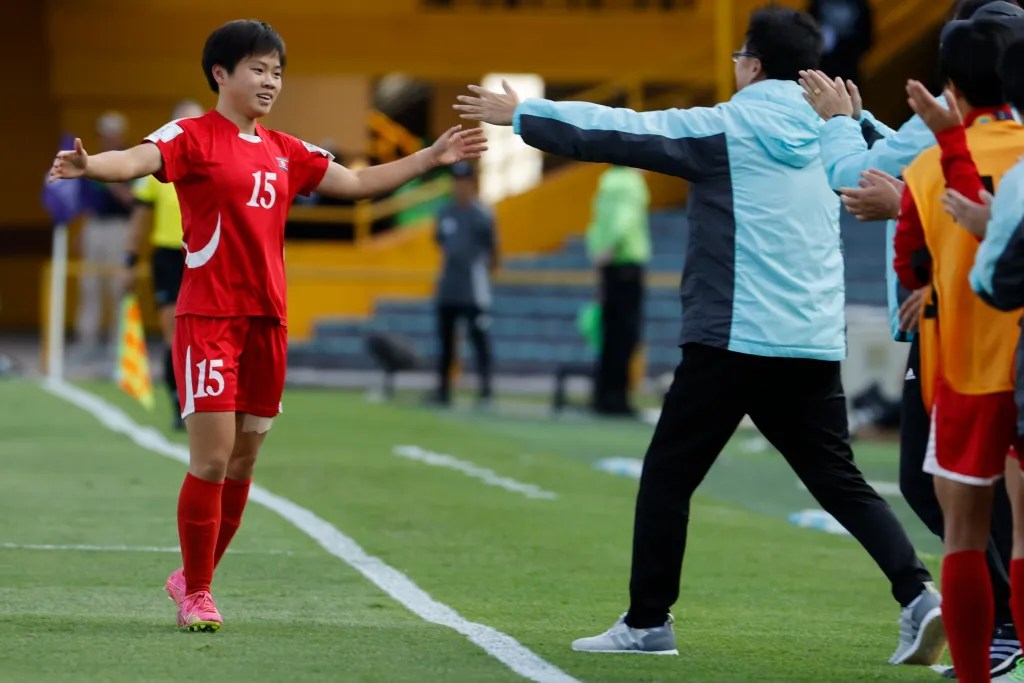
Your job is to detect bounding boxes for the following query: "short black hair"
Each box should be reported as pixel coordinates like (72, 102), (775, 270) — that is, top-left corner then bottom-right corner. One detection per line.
(940, 20), (1015, 107)
(202, 20), (286, 93)
(952, 0), (1023, 21)
(1000, 38), (1024, 111)
(744, 6), (823, 82)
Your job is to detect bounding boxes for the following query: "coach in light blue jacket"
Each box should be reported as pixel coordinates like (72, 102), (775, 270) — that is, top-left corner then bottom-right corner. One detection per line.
(514, 76), (847, 360)
(457, 4), (937, 665)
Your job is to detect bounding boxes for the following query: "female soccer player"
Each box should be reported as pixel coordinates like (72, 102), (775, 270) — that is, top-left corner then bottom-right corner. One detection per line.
(49, 19), (486, 632)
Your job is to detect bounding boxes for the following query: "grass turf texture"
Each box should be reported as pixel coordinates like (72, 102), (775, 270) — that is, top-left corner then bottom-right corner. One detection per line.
(0, 378), (946, 682)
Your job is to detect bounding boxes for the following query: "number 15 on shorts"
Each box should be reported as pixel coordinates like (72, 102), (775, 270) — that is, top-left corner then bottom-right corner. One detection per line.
(180, 345), (228, 417)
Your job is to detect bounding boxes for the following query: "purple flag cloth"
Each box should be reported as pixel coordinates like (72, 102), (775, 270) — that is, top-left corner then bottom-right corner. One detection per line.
(41, 133), (85, 225)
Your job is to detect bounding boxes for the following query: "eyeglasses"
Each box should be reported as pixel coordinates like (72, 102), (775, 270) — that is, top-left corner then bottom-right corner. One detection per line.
(732, 51), (759, 63)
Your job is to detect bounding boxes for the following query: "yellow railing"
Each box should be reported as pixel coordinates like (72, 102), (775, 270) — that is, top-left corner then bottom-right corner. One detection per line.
(368, 110), (425, 163)
(287, 175), (453, 243)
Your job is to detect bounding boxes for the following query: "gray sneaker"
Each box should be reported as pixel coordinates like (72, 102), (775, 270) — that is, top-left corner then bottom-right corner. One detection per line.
(571, 613), (678, 655)
(890, 582), (947, 665)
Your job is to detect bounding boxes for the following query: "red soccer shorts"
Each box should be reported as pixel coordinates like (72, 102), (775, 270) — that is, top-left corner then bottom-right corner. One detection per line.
(173, 315), (287, 419)
(924, 377), (1022, 486)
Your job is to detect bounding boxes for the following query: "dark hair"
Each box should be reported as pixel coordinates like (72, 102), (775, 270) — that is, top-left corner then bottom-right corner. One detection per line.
(940, 20), (1015, 107)
(744, 6), (823, 82)
(202, 20), (286, 93)
(1000, 38), (1024, 111)
(951, 0), (1023, 21)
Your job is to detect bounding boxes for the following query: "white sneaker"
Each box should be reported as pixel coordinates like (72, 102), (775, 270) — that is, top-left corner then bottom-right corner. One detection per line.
(890, 583), (946, 665)
(571, 613), (678, 655)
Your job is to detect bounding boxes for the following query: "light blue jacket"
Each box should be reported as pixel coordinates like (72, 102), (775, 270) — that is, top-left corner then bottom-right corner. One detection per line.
(820, 112), (937, 342)
(514, 79), (845, 360)
(970, 160), (1024, 434)
(970, 159), (1024, 310)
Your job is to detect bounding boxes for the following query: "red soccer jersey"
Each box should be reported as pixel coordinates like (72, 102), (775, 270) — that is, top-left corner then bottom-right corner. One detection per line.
(144, 110), (331, 321)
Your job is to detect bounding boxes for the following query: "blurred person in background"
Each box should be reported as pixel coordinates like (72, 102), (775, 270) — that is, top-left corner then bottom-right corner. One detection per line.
(808, 0), (873, 84)
(431, 162), (498, 407)
(73, 110), (134, 364)
(123, 99), (205, 432)
(586, 165), (650, 417)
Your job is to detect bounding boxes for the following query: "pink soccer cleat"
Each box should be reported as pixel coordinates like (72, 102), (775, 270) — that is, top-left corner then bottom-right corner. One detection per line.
(165, 568), (186, 606)
(177, 590), (222, 632)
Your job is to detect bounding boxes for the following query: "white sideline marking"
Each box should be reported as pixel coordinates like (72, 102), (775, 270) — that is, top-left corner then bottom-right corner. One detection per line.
(594, 457), (644, 480)
(42, 380), (579, 683)
(0, 542), (290, 556)
(393, 445), (558, 500)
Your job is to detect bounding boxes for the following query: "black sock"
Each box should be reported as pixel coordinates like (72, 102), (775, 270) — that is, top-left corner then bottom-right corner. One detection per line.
(164, 346), (176, 398)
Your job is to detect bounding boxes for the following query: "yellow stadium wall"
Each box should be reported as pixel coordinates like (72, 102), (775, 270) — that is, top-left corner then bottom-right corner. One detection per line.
(13, 0), (947, 338)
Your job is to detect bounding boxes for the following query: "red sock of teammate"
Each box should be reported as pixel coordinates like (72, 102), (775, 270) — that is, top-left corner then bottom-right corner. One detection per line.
(943, 551), (994, 683)
(177, 473), (223, 596)
(213, 478), (251, 567)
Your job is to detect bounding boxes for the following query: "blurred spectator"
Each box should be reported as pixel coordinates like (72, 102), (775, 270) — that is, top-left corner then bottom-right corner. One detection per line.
(586, 166), (650, 416)
(73, 110), (134, 363)
(431, 162), (498, 406)
(808, 0), (873, 84)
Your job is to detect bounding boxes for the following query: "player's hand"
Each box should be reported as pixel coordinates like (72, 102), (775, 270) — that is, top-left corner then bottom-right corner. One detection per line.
(898, 286), (928, 333)
(798, 70), (854, 119)
(941, 188), (993, 238)
(428, 125), (488, 166)
(49, 137), (89, 182)
(839, 169), (904, 221)
(453, 80), (521, 126)
(906, 81), (962, 134)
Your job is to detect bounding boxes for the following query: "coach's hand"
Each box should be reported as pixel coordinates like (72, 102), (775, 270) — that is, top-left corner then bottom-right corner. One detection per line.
(840, 169), (904, 221)
(942, 188), (993, 238)
(799, 70), (854, 120)
(907, 81), (963, 134)
(454, 80), (521, 126)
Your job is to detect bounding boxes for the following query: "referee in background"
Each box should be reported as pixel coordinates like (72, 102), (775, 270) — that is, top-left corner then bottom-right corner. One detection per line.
(123, 100), (204, 430)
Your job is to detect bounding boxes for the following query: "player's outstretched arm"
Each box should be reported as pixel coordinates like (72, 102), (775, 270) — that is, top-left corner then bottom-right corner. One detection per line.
(455, 81), (726, 181)
(315, 126), (487, 200)
(49, 139), (162, 184)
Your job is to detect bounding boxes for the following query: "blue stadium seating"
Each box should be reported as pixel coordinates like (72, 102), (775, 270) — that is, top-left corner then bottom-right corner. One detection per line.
(289, 208), (888, 376)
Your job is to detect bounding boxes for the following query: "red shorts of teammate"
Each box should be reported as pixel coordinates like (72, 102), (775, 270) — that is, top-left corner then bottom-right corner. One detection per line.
(924, 376), (1022, 486)
(173, 315), (287, 419)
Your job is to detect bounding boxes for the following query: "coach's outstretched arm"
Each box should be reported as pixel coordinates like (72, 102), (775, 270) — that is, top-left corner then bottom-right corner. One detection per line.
(456, 81), (726, 181)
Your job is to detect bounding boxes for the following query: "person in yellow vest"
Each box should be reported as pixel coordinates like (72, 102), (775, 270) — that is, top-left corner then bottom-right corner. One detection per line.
(123, 99), (204, 431)
(895, 23), (1024, 682)
(585, 165), (650, 417)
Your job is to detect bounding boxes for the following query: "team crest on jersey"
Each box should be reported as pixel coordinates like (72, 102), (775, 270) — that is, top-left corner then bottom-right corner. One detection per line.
(275, 156), (289, 171)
